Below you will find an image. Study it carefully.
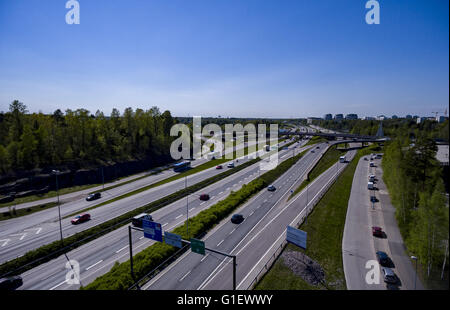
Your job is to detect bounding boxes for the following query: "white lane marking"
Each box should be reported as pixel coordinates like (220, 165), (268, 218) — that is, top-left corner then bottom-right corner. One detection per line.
(10, 233), (27, 241)
(175, 214), (183, 219)
(179, 270), (191, 282)
(162, 223), (169, 227)
(217, 239), (224, 247)
(115, 245), (129, 253)
(24, 227), (42, 235)
(229, 228), (236, 235)
(50, 279), (68, 290)
(263, 199), (267, 203)
(0, 239), (10, 247)
(219, 192), (223, 195)
(189, 207), (195, 212)
(200, 254), (210, 262)
(86, 260), (103, 271)
(200, 202), (206, 205)
(249, 210), (254, 216)
(226, 187), (230, 191)
(211, 196), (215, 199)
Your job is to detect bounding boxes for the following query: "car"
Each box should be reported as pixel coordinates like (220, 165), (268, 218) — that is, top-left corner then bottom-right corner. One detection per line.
(71, 213), (91, 225)
(199, 194), (210, 201)
(316, 146), (320, 149)
(231, 214), (244, 224)
(86, 192), (101, 201)
(311, 150), (315, 153)
(227, 162), (235, 168)
(0, 276), (23, 290)
(216, 165), (223, 169)
(382, 267), (398, 284)
(370, 196), (377, 203)
(376, 251), (390, 266)
(282, 147), (288, 150)
(364, 157), (368, 161)
(267, 185), (276, 191)
(372, 226), (383, 237)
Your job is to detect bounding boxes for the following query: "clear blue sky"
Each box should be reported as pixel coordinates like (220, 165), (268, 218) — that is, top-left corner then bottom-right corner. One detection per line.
(0, 0), (448, 118)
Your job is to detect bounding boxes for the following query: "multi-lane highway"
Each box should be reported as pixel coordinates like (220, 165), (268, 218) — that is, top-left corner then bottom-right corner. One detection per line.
(17, 140), (310, 289)
(142, 146), (356, 290)
(0, 138), (289, 264)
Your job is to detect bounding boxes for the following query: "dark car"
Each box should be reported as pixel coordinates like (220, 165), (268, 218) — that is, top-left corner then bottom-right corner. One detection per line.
(311, 150), (315, 153)
(216, 165), (223, 169)
(86, 192), (101, 201)
(382, 267), (398, 284)
(370, 196), (377, 203)
(372, 226), (383, 237)
(71, 213), (91, 225)
(376, 251), (390, 266)
(0, 276), (23, 290)
(316, 146), (320, 149)
(231, 214), (244, 224)
(199, 194), (210, 201)
(267, 185), (276, 192)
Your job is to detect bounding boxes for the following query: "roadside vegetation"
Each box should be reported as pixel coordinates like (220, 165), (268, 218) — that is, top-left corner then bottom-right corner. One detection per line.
(83, 148), (310, 290)
(288, 144), (346, 200)
(255, 145), (380, 290)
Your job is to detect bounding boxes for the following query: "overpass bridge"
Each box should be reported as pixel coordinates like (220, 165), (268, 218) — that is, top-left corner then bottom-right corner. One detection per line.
(279, 131), (390, 143)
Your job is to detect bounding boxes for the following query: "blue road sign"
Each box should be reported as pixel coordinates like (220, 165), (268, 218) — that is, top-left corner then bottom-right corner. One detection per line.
(286, 225), (307, 249)
(143, 220), (162, 242)
(164, 231), (182, 248)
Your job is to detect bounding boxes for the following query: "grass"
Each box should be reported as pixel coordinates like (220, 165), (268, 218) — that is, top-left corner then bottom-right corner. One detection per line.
(64, 140), (287, 219)
(0, 202), (59, 221)
(288, 145), (346, 200)
(255, 145), (379, 290)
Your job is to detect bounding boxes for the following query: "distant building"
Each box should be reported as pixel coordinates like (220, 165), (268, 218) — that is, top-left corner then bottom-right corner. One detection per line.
(307, 117), (321, 124)
(392, 115), (398, 119)
(364, 116), (376, 120)
(377, 115), (387, 121)
(345, 114), (358, 120)
(413, 115), (419, 119)
(437, 116), (448, 123)
(334, 114), (343, 121)
(324, 114), (332, 120)
(416, 117), (427, 124)
(406, 115), (412, 119)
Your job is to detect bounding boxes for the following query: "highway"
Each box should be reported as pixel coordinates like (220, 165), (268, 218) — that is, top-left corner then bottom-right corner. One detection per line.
(342, 155), (424, 290)
(0, 138), (290, 264)
(142, 146), (356, 290)
(17, 140), (310, 289)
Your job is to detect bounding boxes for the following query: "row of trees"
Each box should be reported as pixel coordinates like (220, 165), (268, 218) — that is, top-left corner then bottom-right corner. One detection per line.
(382, 135), (448, 280)
(0, 101), (176, 173)
(315, 118), (449, 142)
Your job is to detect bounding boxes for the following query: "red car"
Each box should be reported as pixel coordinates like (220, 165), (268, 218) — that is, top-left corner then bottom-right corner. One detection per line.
(199, 194), (210, 201)
(372, 226), (383, 237)
(216, 165), (223, 169)
(71, 213), (91, 225)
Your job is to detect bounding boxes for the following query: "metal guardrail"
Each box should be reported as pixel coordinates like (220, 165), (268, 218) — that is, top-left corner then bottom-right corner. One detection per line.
(242, 152), (353, 290)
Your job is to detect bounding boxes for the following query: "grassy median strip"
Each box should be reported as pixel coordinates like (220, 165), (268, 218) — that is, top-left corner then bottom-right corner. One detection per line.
(0, 202), (59, 222)
(65, 141), (288, 219)
(83, 148), (310, 290)
(254, 145), (380, 290)
(288, 145), (345, 200)
(0, 156), (262, 278)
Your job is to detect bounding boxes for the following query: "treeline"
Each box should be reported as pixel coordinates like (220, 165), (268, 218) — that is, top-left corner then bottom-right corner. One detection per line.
(315, 118), (449, 142)
(0, 100), (176, 173)
(382, 135), (448, 281)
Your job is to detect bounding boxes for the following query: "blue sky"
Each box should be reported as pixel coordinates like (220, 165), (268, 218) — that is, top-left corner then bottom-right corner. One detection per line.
(0, 0), (448, 118)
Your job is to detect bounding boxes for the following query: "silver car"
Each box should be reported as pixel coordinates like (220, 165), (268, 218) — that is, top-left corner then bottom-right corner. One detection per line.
(382, 267), (397, 284)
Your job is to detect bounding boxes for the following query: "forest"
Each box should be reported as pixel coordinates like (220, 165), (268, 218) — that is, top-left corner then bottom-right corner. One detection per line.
(0, 100), (176, 174)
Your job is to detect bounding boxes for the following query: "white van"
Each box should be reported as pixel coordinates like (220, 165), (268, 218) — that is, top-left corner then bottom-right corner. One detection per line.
(368, 182), (374, 190)
(369, 174), (375, 182)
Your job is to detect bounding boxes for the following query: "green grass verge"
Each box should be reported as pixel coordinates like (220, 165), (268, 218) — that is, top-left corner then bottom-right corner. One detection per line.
(288, 145), (346, 200)
(64, 140), (287, 219)
(254, 145), (380, 290)
(83, 148), (310, 290)
(0, 202), (59, 222)
(0, 157), (262, 278)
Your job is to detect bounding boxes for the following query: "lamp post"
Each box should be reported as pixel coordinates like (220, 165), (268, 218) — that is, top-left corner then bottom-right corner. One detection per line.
(411, 255), (418, 290)
(185, 176), (189, 238)
(52, 169), (63, 244)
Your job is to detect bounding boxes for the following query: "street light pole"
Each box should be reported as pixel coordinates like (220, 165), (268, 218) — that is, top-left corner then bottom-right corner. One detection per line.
(52, 170), (63, 244)
(411, 256), (418, 290)
(185, 176), (189, 238)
